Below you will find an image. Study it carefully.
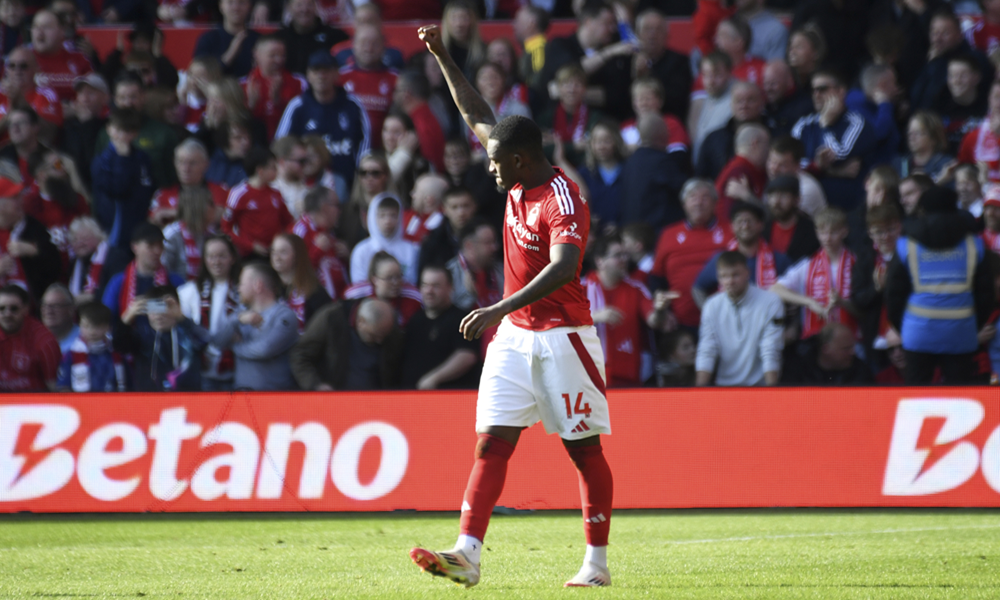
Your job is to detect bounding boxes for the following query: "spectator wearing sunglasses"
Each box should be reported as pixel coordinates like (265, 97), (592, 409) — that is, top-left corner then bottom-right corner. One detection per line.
(0, 283), (61, 392)
(0, 47), (63, 138)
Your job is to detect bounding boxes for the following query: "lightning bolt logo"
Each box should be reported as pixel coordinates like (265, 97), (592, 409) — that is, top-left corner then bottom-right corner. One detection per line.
(11, 423), (49, 485)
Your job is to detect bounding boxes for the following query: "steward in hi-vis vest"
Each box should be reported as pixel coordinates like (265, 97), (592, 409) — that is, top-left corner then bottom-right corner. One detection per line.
(885, 187), (995, 384)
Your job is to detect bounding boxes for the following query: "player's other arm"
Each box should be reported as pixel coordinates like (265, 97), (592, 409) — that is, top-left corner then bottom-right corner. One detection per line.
(460, 243), (580, 340)
(418, 25), (495, 148)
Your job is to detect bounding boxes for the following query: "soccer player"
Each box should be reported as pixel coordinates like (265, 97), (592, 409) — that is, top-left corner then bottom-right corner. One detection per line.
(408, 25), (613, 589)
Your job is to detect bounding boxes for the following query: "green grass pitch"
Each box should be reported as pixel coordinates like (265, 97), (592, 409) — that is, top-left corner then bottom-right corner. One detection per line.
(2, 509), (999, 599)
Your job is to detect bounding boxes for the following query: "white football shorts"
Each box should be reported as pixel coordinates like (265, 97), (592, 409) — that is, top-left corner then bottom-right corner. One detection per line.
(476, 319), (611, 440)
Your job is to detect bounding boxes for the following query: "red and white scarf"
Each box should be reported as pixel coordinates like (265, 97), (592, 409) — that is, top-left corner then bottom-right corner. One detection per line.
(179, 223), (202, 281)
(975, 119), (1000, 162)
(200, 279), (238, 375)
(983, 229), (1000, 252)
(553, 102), (588, 144)
(288, 290), (307, 333)
(803, 248), (857, 339)
(119, 261), (168, 317)
(0, 221), (28, 289)
(317, 256), (347, 300)
(82, 240), (109, 294)
(729, 239), (777, 289)
(459, 253), (502, 308)
(66, 337), (127, 392)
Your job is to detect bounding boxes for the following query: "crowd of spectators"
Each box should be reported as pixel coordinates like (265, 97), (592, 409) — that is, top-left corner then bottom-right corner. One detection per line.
(3, 0), (1000, 392)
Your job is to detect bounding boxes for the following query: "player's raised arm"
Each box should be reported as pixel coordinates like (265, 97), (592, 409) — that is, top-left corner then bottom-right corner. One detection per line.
(418, 25), (495, 148)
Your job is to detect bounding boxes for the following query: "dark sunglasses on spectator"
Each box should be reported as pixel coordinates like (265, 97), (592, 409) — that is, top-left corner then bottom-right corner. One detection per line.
(358, 169), (385, 178)
(5, 62), (30, 71)
(0, 304), (23, 313)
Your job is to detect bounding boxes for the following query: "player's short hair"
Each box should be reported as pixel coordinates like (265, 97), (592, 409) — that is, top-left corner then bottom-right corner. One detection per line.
(814, 207), (848, 230)
(109, 107), (141, 132)
(244, 147), (276, 177)
(303, 186), (335, 214)
(420, 263), (453, 287)
(368, 250), (400, 281)
(866, 203), (901, 227)
(488, 115), (544, 157)
(770, 135), (805, 161)
(78, 301), (112, 327)
(716, 250), (748, 271)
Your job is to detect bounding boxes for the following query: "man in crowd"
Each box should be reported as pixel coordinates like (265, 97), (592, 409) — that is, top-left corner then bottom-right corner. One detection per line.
(851, 203), (902, 358)
(695, 250), (784, 386)
(762, 59), (813, 138)
(91, 108), (155, 251)
(242, 35), (307, 140)
(845, 63), (900, 167)
(392, 70), (445, 173)
(121, 284), (205, 391)
(886, 186), (994, 384)
(782, 322), (873, 384)
(0, 106), (45, 186)
(762, 175), (821, 264)
(102, 223), (184, 318)
(344, 251), (423, 326)
(402, 173), (447, 243)
(697, 81), (765, 180)
(401, 265), (479, 390)
(447, 219), (503, 313)
(149, 139), (227, 227)
(0, 176), (61, 300)
(207, 261), (299, 390)
(193, 0), (259, 78)
(291, 297), (402, 390)
(690, 52), (734, 163)
(61, 73), (109, 188)
(912, 9), (993, 110)
(584, 235), (673, 387)
(619, 114), (688, 231)
(934, 55), (988, 152)
(0, 47), (62, 136)
(66, 216), (119, 304)
(40, 283), (77, 353)
(650, 179), (733, 330)
(714, 123), (770, 221)
(23, 149), (90, 264)
(737, 0), (787, 60)
(0, 283), (60, 391)
(420, 186), (476, 274)
(271, 136), (309, 217)
(291, 186), (347, 299)
(632, 9), (691, 120)
(514, 5), (549, 91)
(339, 25), (397, 148)
(276, 51), (371, 189)
(222, 148), (293, 259)
(29, 9), (93, 102)
(275, 0), (348, 75)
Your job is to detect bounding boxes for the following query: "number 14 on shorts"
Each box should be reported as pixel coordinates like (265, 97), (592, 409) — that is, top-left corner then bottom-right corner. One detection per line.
(562, 392), (591, 419)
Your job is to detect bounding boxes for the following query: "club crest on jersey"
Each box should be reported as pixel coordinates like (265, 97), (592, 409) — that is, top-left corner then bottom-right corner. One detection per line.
(344, 81), (355, 93)
(379, 81), (390, 95)
(339, 113), (349, 130)
(527, 205), (540, 226)
(713, 228), (724, 244)
(677, 232), (686, 244)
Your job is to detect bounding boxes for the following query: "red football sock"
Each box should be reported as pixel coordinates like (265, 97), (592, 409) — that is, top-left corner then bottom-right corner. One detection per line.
(459, 434), (516, 542)
(568, 444), (613, 547)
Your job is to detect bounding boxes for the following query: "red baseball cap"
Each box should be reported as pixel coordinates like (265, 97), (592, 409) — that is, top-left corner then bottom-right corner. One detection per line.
(0, 178), (24, 199)
(984, 184), (1000, 209)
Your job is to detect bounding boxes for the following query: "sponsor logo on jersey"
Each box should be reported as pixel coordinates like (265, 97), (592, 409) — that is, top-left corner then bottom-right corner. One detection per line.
(323, 137), (354, 157)
(306, 120), (317, 131)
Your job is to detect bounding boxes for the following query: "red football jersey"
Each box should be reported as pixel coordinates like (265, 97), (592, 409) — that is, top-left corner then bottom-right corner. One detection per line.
(715, 155), (767, 221)
(339, 66), (397, 149)
(503, 168), (592, 331)
(652, 220), (733, 327)
(149, 183), (229, 222)
(967, 18), (1000, 55)
(402, 209), (442, 243)
(0, 86), (63, 127)
(22, 189), (89, 257)
(33, 48), (93, 102)
(0, 316), (61, 392)
(221, 182), (294, 257)
(583, 272), (653, 387)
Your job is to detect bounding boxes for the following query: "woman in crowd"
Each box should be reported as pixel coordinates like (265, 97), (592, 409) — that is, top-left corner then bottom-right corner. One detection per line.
(343, 250), (423, 327)
(340, 151), (394, 251)
(893, 111), (954, 181)
(271, 232), (332, 333)
(786, 26), (825, 91)
(163, 187), (219, 281)
(468, 61), (532, 158)
(382, 110), (429, 199)
(441, 0), (485, 77)
(177, 234), (241, 391)
(485, 37), (528, 106)
(578, 121), (628, 233)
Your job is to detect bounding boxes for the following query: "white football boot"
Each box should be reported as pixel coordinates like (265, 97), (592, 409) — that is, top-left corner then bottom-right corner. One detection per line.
(410, 547), (481, 588)
(564, 564), (611, 587)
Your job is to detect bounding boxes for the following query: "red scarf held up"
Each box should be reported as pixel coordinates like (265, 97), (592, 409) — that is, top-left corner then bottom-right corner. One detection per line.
(288, 290), (306, 333)
(803, 248), (857, 339)
(200, 279), (238, 374)
(728, 239), (777, 289)
(83, 241), (109, 294)
(179, 223), (202, 281)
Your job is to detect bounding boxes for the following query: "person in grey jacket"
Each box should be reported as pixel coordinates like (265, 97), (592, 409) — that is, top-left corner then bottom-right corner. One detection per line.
(696, 250), (785, 386)
(205, 261), (300, 390)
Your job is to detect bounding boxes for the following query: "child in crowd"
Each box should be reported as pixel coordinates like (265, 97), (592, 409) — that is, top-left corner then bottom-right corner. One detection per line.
(57, 302), (128, 392)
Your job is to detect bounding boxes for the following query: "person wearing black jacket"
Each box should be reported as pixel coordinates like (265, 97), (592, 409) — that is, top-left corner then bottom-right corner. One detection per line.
(0, 178), (62, 304)
(419, 186), (476, 275)
(782, 322), (875, 385)
(618, 114), (687, 231)
(274, 0), (349, 75)
(851, 203), (902, 359)
(762, 175), (821, 263)
(885, 186), (996, 384)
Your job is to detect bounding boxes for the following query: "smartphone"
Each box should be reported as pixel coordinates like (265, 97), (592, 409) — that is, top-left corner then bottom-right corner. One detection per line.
(146, 299), (168, 314)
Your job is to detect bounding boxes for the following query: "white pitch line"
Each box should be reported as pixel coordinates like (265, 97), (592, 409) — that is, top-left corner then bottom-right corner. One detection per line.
(665, 523), (1000, 545)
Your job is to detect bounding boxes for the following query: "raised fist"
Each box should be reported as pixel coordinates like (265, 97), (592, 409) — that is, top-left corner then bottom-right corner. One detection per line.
(418, 25), (447, 57)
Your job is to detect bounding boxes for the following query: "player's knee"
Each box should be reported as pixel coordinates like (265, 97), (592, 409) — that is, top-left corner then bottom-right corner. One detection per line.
(474, 435), (491, 459)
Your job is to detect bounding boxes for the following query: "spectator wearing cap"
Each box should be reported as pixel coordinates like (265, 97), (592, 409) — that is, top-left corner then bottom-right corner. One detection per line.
(649, 179), (733, 330)
(0, 284), (61, 391)
(61, 73), (108, 188)
(696, 250), (785, 386)
(101, 222), (185, 320)
(771, 207), (859, 340)
(0, 177), (61, 300)
(982, 185), (1000, 253)
(275, 51), (371, 190)
(0, 47), (63, 136)
(28, 10), (93, 102)
(714, 122), (770, 223)
(693, 201), (791, 305)
(193, 0), (260, 78)
(885, 186), (994, 384)
(619, 114), (688, 232)
(851, 203), (902, 359)
(91, 108), (156, 251)
(762, 175), (820, 263)
(275, 0), (349, 75)
(242, 35), (307, 141)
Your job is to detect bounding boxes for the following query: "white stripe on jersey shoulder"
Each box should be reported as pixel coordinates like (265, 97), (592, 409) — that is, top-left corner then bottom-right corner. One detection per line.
(226, 182), (250, 208)
(623, 276), (653, 299)
(551, 176), (574, 215)
(343, 282), (373, 299)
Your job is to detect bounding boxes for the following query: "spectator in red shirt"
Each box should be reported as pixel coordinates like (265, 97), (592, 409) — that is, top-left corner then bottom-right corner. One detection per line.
(221, 147), (293, 258)
(393, 69), (446, 173)
(149, 139), (228, 227)
(0, 46), (63, 139)
(339, 25), (398, 150)
(23, 149), (89, 265)
(0, 283), (60, 391)
(402, 173), (447, 243)
(650, 178), (734, 329)
(584, 234), (674, 387)
(243, 35), (307, 141)
(762, 174), (820, 263)
(715, 122), (770, 221)
(29, 10), (93, 103)
(290, 185), (348, 299)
